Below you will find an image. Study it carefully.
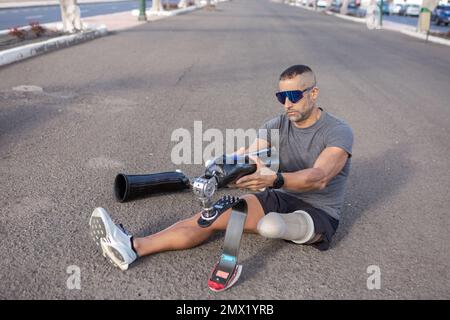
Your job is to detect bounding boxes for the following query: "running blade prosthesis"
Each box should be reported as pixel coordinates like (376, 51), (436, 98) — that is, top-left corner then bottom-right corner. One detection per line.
(207, 200), (248, 292)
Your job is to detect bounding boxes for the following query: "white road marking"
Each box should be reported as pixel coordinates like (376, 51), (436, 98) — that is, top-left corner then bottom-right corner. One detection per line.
(13, 85), (44, 92)
(25, 15), (43, 20)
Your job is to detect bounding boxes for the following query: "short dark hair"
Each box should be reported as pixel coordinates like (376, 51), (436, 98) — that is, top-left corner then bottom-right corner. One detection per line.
(279, 65), (313, 80)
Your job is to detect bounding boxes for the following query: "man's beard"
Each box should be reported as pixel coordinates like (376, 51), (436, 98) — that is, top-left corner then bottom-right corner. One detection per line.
(287, 106), (314, 123)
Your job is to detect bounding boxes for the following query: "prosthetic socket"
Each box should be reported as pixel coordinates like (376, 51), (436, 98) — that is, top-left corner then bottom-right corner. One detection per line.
(113, 148), (278, 227)
(114, 171), (190, 202)
(257, 210), (315, 244)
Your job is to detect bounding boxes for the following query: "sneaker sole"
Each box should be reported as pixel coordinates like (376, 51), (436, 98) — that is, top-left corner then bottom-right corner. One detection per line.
(101, 240), (128, 271)
(89, 208), (110, 257)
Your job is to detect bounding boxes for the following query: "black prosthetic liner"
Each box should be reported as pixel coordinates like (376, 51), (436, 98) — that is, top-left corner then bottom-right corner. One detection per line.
(114, 171), (190, 202)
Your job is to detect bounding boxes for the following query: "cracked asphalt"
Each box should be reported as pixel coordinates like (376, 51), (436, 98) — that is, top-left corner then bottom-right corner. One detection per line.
(0, 0), (449, 299)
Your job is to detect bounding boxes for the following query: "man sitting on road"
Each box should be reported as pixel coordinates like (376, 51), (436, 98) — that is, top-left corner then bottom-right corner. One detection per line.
(89, 64), (354, 271)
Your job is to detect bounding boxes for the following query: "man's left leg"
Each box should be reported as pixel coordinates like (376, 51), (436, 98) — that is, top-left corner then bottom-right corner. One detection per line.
(90, 194), (265, 270)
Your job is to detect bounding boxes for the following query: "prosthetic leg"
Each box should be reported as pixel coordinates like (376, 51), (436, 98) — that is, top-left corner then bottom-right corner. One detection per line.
(113, 148), (274, 203)
(207, 199), (247, 292)
(112, 148), (276, 291)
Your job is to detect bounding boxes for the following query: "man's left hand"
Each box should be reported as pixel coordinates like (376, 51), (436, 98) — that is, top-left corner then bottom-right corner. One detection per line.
(230, 155), (276, 191)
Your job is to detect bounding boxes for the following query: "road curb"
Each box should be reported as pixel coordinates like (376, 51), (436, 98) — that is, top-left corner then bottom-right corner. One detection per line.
(0, 25), (107, 67)
(399, 28), (450, 46)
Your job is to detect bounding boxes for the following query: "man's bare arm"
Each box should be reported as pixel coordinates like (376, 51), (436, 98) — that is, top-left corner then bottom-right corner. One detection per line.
(282, 147), (349, 192)
(234, 146), (349, 191)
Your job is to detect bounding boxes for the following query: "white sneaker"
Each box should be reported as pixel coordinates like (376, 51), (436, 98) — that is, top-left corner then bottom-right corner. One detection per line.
(89, 207), (137, 271)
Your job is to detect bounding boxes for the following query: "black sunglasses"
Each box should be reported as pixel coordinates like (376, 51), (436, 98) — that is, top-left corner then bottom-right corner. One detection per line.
(275, 86), (315, 104)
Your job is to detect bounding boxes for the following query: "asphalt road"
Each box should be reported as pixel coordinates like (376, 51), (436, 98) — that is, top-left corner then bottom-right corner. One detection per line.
(0, 0), (449, 300)
(0, 0), (178, 30)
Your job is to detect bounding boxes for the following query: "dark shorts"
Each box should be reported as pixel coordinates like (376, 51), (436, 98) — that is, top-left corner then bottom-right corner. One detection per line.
(253, 189), (339, 251)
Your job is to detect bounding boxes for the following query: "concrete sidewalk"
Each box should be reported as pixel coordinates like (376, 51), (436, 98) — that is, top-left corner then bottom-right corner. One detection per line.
(82, 9), (160, 32)
(76, 2), (212, 32)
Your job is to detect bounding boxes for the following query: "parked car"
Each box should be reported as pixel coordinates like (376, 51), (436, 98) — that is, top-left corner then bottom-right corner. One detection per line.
(347, 1), (366, 17)
(432, 5), (450, 26)
(398, 4), (408, 16)
(405, 4), (420, 16)
(307, 0), (325, 7)
(329, 0), (365, 16)
(392, 3), (405, 15)
(329, 0), (342, 12)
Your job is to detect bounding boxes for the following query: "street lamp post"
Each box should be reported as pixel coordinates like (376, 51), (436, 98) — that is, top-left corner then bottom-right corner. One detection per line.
(379, 0), (383, 27)
(139, 0), (147, 21)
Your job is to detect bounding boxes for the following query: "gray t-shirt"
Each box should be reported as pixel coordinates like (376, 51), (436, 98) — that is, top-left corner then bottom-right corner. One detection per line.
(259, 108), (353, 220)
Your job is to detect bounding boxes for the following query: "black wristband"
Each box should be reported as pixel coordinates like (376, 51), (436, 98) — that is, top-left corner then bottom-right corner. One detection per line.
(272, 172), (284, 189)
